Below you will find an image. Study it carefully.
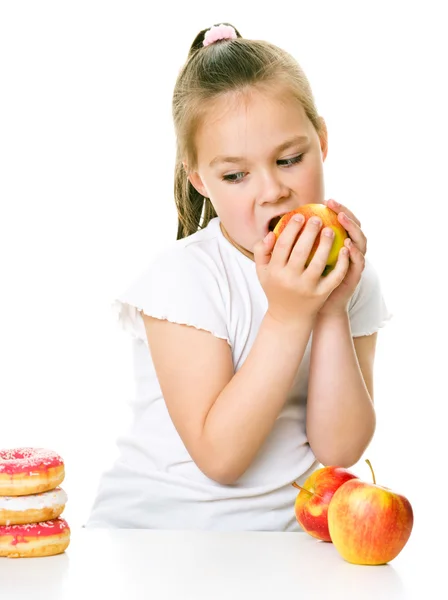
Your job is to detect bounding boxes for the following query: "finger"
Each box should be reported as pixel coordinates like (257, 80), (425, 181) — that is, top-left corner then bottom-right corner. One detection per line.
(298, 227), (336, 280)
(339, 213), (367, 254)
(327, 242), (364, 292)
(269, 213), (306, 269)
(326, 199), (361, 227)
(318, 246), (350, 290)
(254, 231), (276, 269)
(345, 238), (366, 270)
(286, 215), (323, 271)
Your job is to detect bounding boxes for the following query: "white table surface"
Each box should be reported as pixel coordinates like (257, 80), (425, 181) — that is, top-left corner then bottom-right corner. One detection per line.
(0, 526), (439, 599)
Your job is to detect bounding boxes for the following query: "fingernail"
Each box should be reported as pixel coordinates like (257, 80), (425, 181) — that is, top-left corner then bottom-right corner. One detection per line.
(310, 217), (321, 226)
(331, 199), (341, 207)
(293, 214), (304, 223)
(264, 232), (271, 243)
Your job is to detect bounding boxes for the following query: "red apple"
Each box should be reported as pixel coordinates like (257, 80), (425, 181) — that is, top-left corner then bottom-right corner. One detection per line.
(293, 465), (359, 542)
(273, 204), (348, 274)
(327, 460), (414, 565)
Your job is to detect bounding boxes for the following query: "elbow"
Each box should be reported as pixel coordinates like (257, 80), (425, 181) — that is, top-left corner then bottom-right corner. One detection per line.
(313, 429), (376, 469)
(310, 413), (376, 469)
(194, 448), (245, 486)
(211, 472), (240, 486)
(200, 460), (243, 486)
(317, 454), (360, 470)
(315, 441), (375, 469)
(192, 433), (248, 485)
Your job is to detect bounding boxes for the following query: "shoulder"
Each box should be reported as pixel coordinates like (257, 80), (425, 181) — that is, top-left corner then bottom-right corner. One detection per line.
(141, 217), (226, 281)
(112, 218), (231, 345)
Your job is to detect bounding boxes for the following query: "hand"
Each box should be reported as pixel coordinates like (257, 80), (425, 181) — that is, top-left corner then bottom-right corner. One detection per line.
(253, 212), (350, 327)
(318, 198), (367, 317)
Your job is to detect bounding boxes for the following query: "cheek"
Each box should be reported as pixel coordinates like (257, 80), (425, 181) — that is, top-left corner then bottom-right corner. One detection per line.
(223, 201), (254, 230)
(312, 166), (325, 201)
(212, 184), (251, 216)
(296, 161), (325, 202)
(220, 197), (258, 245)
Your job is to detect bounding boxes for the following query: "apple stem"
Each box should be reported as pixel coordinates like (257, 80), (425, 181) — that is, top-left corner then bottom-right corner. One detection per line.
(291, 482), (323, 499)
(365, 459), (376, 484)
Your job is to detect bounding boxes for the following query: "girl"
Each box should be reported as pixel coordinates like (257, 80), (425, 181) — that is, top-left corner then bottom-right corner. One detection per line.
(85, 23), (391, 532)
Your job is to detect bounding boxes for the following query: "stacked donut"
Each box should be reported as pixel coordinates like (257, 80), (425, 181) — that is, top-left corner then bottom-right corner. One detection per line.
(0, 448), (70, 558)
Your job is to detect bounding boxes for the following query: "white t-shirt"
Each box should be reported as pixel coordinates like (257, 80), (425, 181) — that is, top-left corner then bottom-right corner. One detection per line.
(85, 216), (392, 532)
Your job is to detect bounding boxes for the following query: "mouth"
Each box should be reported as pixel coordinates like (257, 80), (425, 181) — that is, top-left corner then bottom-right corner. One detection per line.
(268, 214), (287, 233)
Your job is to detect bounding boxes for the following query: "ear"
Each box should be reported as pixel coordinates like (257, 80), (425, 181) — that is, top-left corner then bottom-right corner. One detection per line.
(317, 117), (328, 162)
(184, 164), (209, 198)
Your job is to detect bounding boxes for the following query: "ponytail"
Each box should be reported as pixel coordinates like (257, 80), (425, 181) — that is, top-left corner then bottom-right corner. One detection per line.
(174, 156), (217, 240)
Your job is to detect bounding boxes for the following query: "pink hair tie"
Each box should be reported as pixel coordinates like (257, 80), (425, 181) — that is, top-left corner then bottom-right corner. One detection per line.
(203, 24), (237, 47)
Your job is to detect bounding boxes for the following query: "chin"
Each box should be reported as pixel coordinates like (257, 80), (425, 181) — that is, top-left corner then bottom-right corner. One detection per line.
(220, 222), (254, 254)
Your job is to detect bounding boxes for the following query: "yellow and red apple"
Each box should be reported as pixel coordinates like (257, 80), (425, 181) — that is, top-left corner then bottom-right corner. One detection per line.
(293, 465), (359, 542)
(327, 461), (414, 565)
(273, 204), (348, 274)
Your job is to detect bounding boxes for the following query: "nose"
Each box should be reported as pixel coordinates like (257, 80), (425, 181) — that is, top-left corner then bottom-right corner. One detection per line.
(256, 169), (290, 205)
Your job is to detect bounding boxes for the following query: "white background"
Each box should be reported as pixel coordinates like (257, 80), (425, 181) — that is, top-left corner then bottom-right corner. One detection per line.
(1, 1), (446, 532)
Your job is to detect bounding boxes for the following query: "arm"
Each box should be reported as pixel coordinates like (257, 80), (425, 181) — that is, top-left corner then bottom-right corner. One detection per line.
(306, 311), (377, 467)
(142, 312), (315, 485)
(141, 209), (350, 485)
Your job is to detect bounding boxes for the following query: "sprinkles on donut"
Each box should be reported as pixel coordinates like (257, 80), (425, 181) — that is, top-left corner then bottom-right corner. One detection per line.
(0, 518), (70, 558)
(0, 448), (70, 558)
(0, 448), (65, 496)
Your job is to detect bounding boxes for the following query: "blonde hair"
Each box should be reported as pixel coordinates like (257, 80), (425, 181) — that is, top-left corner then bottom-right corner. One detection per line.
(172, 23), (325, 240)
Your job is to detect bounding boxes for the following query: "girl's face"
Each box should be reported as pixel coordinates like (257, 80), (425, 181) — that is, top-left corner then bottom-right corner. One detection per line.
(188, 85), (328, 258)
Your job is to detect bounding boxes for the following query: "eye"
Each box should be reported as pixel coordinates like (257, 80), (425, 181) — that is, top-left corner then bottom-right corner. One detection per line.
(222, 172), (245, 183)
(221, 154), (304, 184)
(278, 154), (304, 167)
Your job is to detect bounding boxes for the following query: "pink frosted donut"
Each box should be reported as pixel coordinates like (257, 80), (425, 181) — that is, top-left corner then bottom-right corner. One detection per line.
(0, 518), (70, 558)
(0, 448), (65, 496)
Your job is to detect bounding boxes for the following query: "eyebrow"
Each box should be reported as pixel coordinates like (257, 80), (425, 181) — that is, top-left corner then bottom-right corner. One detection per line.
(209, 135), (310, 168)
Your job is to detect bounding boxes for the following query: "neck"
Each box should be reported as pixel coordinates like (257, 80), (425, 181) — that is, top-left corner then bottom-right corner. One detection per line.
(219, 222), (254, 262)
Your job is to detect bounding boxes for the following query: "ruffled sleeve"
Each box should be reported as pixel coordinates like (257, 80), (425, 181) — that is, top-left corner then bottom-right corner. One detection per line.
(111, 246), (230, 347)
(348, 257), (393, 337)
